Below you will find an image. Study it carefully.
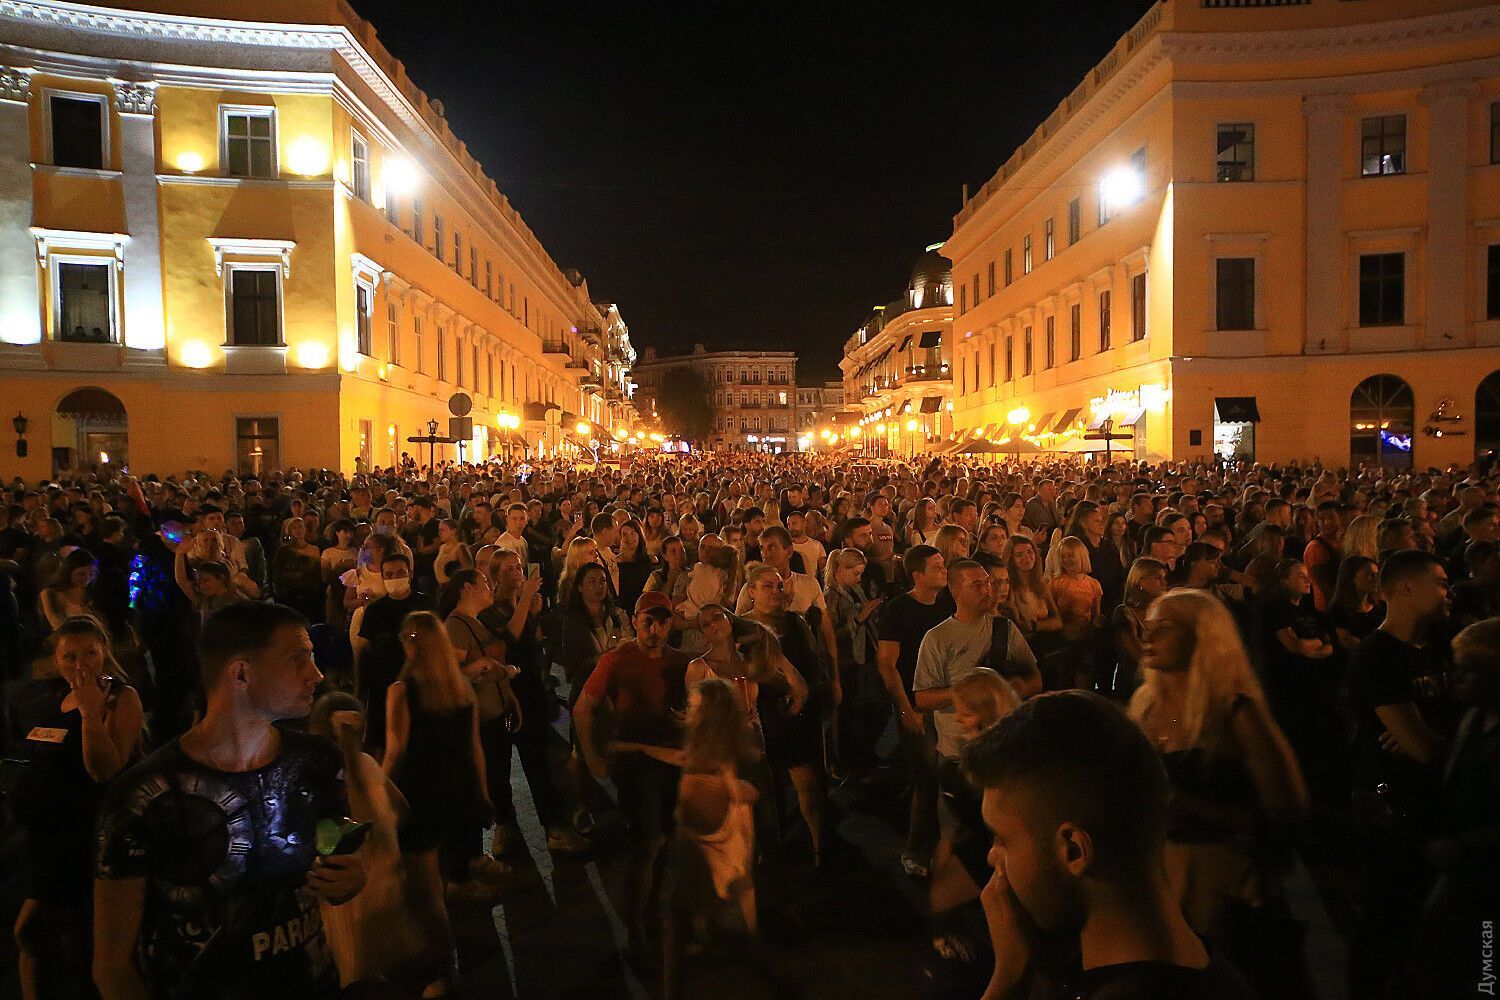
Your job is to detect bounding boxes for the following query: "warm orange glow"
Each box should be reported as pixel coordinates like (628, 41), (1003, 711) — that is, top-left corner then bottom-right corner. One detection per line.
(286, 137), (329, 177)
(296, 342), (331, 369)
(175, 151), (205, 174)
(180, 341), (213, 369)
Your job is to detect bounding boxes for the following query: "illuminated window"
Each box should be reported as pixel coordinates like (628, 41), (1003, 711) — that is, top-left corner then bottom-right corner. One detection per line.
(355, 283), (373, 355)
(235, 417), (280, 477)
(350, 131), (370, 201)
(1022, 234), (1033, 274)
(1216, 123), (1254, 182)
(1361, 115), (1406, 176)
(1099, 290), (1112, 351)
(53, 259), (115, 343)
(221, 107), (275, 178)
(227, 266), (280, 346)
(49, 93), (106, 169)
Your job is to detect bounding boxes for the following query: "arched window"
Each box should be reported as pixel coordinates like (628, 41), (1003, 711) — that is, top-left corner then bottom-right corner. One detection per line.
(1350, 374), (1414, 471)
(1477, 370), (1500, 462)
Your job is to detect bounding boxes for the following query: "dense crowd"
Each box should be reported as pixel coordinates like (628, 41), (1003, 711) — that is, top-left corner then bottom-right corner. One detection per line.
(0, 451), (1497, 999)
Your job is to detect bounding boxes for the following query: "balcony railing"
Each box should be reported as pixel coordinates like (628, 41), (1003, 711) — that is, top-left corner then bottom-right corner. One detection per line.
(541, 340), (569, 356)
(900, 363), (950, 384)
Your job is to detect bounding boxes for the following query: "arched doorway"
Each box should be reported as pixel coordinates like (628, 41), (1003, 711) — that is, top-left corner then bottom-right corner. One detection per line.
(1350, 374), (1413, 471)
(1478, 370), (1500, 462)
(54, 386), (127, 475)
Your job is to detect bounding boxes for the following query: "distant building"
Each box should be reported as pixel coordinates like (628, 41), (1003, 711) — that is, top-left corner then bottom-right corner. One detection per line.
(839, 244), (955, 456)
(947, 0), (1500, 467)
(795, 381), (847, 442)
(630, 344), (797, 452)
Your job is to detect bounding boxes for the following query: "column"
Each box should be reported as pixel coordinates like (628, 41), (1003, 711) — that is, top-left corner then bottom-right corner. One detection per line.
(1420, 80), (1477, 346)
(0, 67), (39, 344)
(1303, 92), (1348, 354)
(115, 81), (165, 353)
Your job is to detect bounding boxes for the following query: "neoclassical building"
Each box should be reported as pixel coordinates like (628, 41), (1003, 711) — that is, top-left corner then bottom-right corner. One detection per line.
(631, 344), (797, 452)
(947, 0), (1500, 468)
(840, 244), (955, 456)
(0, 0), (631, 478)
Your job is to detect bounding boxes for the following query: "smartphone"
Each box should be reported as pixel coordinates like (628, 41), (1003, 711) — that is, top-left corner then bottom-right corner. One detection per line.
(527, 563), (541, 580)
(328, 821), (373, 856)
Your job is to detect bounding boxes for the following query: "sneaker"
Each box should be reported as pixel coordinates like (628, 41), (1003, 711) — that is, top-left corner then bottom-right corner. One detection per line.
(901, 853), (931, 878)
(469, 854), (511, 884)
(546, 826), (591, 855)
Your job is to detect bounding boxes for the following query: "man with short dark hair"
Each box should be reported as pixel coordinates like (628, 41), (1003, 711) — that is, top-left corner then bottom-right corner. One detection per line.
(1303, 501), (1343, 611)
(964, 692), (1254, 1000)
(95, 602), (366, 1000)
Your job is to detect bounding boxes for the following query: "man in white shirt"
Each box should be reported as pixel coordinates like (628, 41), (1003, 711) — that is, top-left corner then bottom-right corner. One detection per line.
(786, 509), (826, 579)
(494, 502), (530, 565)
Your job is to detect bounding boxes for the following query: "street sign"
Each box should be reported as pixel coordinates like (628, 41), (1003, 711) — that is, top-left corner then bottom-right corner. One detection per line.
(448, 392), (472, 417)
(449, 416), (473, 441)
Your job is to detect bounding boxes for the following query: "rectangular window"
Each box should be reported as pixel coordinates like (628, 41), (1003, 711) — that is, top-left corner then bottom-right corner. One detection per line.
(1131, 273), (1148, 341)
(959, 285), (967, 314)
(485, 260), (494, 299)
(487, 352), (494, 396)
(54, 260), (114, 343)
(1044, 218), (1055, 261)
(1215, 257), (1256, 330)
(471, 343), (479, 390)
(222, 108), (275, 178)
(350, 131), (370, 201)
(1044, 316), (1055, 369)
(386, 301), (400, 364)
(1069, 302), (1082, 361)
(455, 339), (465, 387)
(1489, 245), (1500, 320)
(1098, 189), (1110, 227)
(1216, 123), (1255, 182)
(972, 273), (981, 307)
(412, 195), (424, 245)
(433, 215), (445, 260)
(1492, 104), (1500, 165)
(385, 189), (401, 227)
(1022, 234), (1033, 274)
(228, 268), (280, 345)
(1004, 249), (1013, 286)
(355, 284), (372, 355)
(1361, 115), (1406, 176)
(1068, 198), (1081, 245)
(1099, 290), (1112, 351)
(1004, 335), (1014, 382)
(987, 261), (996, 297)
(413, 316), (424, 373)
(1023, 326), (1033, 375)
(49, 94), (105, 170)
(235, 417), (280, 477)
(470, 246), (478, 285)
(1359, 252), (1405, 326)
(437, 324), (447, 381)
(453, 231), (462, 272)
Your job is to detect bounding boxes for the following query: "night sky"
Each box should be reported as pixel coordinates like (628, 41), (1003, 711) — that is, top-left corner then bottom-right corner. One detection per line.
(354, 0), (1157, 381)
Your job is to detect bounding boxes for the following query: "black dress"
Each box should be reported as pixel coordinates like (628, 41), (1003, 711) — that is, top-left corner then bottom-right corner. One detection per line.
(756, 612), (825, 768)
(390, 679), (481, 854)
(10, 676), (123, 905)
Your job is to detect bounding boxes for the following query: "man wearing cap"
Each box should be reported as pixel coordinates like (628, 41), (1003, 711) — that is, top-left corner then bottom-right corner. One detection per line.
(574, 591), (689, 965)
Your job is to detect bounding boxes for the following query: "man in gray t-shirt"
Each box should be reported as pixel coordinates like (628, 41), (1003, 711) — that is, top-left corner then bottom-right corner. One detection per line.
(913, 560), (1034, 758)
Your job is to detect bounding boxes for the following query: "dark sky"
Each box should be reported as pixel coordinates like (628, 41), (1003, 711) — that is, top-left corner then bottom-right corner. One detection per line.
(354, 0), (1156, 381)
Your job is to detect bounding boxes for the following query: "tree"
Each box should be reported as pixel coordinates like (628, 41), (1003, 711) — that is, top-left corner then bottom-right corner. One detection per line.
(654, 365), (715, 443)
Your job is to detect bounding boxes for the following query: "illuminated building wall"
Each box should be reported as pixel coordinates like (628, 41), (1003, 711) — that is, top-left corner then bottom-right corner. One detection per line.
(631, 344), (798, 452)
(0, 0), (621, 479)
(947, 0), (1500, 467)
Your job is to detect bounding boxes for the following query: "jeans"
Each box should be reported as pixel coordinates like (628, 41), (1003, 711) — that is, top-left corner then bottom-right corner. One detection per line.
(614, 756), (680, 941)
(480, 685), (566, 830)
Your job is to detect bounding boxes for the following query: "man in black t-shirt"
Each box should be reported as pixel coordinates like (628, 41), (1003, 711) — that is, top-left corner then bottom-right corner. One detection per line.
(965, 692), (1254, 1000)
(876, 544), (954, 877)
(1345, 549), (1452, 999)
(95, 602), (365, 1000)
(355, 553), (433, 749)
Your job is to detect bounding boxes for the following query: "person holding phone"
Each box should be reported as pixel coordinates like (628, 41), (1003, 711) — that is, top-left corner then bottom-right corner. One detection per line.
(94, 602), (367, 1000)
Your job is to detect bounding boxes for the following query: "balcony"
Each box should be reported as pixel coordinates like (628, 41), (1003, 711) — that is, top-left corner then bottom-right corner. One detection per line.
(541, 340), (570, 357)
(566, 355), (590, 371)
(900, 363), (950, 384)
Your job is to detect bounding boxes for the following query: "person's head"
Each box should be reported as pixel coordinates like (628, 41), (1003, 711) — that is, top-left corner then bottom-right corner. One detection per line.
(1002, 535), (1041, 586)
(1315, 500), (1342, 541)
(1378, 549), (1449, 624)
(574, 562), (611, 608)
(1142, 525), (1178, 564)
(632, 591), (674, 651)
(934, 523), (971, 566)
(903, 544), (947, 593)
(844, 516), (874, 551)
(380, 552), (413, 598)
(948, 559), (994, 618)
(1160, 512), (1191, 552)
(490, 549), (524, 594)
(1178, 541), (1221, 588)
(440, 567), (493, 618)
(590, 512), (617, 546)
(1123, 557), (1168, 607)
(660, 534), (687, 570)
(197, 602), (317, 718)
(1463, 505), (1499, 542)
(398, 610), (470, 695)
(1451, 618), (1500, 711)
(1465, 539), (1500, 585)
(952, 667), (1021, 741)
(330, 517), (355, 547)
(825, 546), (867, 591)
(1135, 590), (1267, 745)
(194, 560), (232, 597)
(785, 509), (807, 540)
(684, 676), (749, 772)
(746, 563), (786, 614)
(757, 525), (793, 569)
(964, 692), (1170, 936)
(51, 547), (97, 590)
(678, 514), (702, 542)
(1054, 536), (1092, 577)
(52, 615), (123, 688)
(503, 502), (528, 535)
(978, 522), (1010, 557)
(1330, 555), (1380, 615)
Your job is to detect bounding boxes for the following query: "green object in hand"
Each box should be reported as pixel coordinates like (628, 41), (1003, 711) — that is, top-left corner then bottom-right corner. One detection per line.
(315, 817), (368, 856)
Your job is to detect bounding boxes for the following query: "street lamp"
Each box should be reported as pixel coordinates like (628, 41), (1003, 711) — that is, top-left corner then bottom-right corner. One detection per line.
(12, 411), (27, 458)
(1099, 165), (1144, 213)
(1007, 406), (1031, 463)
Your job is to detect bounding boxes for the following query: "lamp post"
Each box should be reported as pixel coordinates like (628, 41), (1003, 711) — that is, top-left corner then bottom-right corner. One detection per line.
(1007, 406), (1030, 464)
(12, 412), (27, 458)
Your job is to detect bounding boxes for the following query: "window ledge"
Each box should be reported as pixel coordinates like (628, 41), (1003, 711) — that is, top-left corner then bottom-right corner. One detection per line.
(156, 174), (333, 190)
(222, 344), (288, 375)
(1205, 329), (1268, 357)
(32, 163), (122, 180)
(47, 340), (123, 371)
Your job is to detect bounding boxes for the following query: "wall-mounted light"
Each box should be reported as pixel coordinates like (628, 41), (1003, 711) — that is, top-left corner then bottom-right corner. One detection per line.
(383, 156), (418, 195)
(13, 412), (28, 458)
(176, 151), (205, 174)
(180, 340), (214, 369)
(1099, 165), (1144, 212)
(286, 137), (329, 177)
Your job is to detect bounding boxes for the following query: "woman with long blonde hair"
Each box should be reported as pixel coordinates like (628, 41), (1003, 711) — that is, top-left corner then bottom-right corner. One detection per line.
(1341, 513), (1381, 561)
(557, 534), (602, 605)
(1129, 589), (1309, 992)
(384, 611), (498, 903)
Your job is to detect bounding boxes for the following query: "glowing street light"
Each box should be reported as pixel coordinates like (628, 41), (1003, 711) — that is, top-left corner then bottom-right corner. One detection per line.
(384, 157), (419, 195)
(1007, 406), (1031, 427)
(1099, 165), (1144, 212)
(575, 421), (591, 437)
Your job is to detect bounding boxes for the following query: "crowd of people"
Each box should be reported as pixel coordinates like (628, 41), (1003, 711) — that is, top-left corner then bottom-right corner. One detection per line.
(0, 450), (1496, 999)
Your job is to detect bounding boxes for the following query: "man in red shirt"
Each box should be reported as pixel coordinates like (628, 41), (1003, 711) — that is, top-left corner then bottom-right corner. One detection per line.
(575, 591), (688, 966)
(1303, 501), (1343, 612)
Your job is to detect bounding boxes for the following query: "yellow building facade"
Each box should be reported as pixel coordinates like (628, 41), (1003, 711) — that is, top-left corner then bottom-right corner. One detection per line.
(0, 0), (629, 480)
(947, 0), (1500, 469)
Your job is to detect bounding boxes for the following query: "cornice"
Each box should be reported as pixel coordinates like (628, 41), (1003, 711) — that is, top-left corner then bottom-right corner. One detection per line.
(1158, 5), (1500, 63)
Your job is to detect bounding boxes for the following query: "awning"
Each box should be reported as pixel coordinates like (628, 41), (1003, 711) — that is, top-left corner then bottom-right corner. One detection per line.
(918, 330), (942, 349)
(897, 336), (913, 352)
(1117, 407), (1146, 428)
(1215, 397), (1261, 423)
(920, 396), (943, 413)
(1052, 407), (1083, 434)
(1031, 411), (1055, 434)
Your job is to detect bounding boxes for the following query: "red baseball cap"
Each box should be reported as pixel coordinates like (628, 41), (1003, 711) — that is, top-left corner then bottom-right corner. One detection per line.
(634, 591), (673, 618)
